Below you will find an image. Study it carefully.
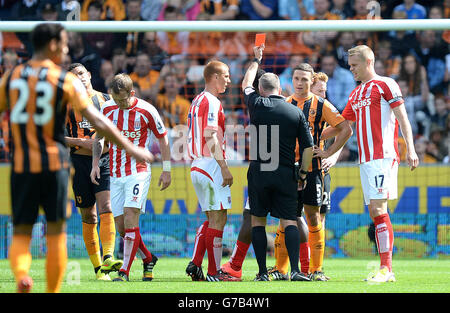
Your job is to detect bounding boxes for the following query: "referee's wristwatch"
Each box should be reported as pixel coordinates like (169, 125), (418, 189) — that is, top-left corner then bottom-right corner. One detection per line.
(252, 58), (261, 65)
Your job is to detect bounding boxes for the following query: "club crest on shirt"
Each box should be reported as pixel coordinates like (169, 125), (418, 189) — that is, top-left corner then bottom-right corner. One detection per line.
(134, 120), (141, 130)
(208, 112), (215, 122)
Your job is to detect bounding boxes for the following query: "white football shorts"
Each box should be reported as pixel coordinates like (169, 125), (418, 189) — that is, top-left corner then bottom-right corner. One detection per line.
(360, 158), (398, 205)
(110, 171), (151, 217)
(191, 158), (232, 212)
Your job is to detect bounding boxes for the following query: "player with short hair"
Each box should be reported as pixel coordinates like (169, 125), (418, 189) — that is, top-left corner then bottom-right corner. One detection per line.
(269, 71), (345, 281)
(91, 73), (171, 282)
(66, 62), (122, 281)
(185, 60), (236, 282)
(341, 45), (419, 282)
(1, 23), (153, 293)
(270, 63), (352, 282)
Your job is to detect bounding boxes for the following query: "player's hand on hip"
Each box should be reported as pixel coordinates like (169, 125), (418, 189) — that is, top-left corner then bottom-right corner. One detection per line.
(407, 150), (419, 171)
(90, 166), (100, 185)
(158, 171), (171, 191)
(312, 145), (328, 159)
(221, 167), (233, 187)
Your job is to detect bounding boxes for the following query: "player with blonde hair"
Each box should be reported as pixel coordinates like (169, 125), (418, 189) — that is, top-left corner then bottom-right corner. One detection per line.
(185, 60), (237, 282)
(341, 45), (419, 282)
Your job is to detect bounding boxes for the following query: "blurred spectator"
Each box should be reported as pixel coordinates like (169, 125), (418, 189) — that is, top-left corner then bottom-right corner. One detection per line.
(330, 0), (353, 19)
(238, 0), (279, 20)
(279, 54), (304, 96)
(303, 0), (341, 54)
(374, 60), (386, 77)
(412, 30), (448, 94)
(140, 32), (169, 71)
(1, 50), (19, 73)
(200, 0), (239, 20)
(81, 0), (125, 21)
(38, 2), (59, 21)
(335, 31), (355, 70)
(114, 0), (146, 70)
(430, 95), (449, 130)
(141, 0), (164, 20)
(83, 0), (115, 59)
(157, 6), (190, 55)
(215, 34), (247, 85)
(348, 0), (379, 52)
(156, 72), (191, 129)
(376, 40), (401, 79)
(68, 31), (103, 90)
(387, 10), (416, 57)
(428, 126), (447, 161)
(393, 0), (426, 20)
(398, 79), (421, 137)
(399, 53), (429, 105)
(319, 53), (356, 112)
(279, 0), (303, 20)
(157, 0), (201, 21)
(351, 0), (370, 20)
(414, 136), (437, 164)
(129, 52), (160, 101)
(99, 60), (114, 93)
(429, 5), (444, 19)
(111, 47), (131, 74)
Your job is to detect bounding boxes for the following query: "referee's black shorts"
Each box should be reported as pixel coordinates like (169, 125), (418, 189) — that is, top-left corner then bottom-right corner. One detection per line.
(11, 168), (70, 226)
(247, 162), (298, 221)
(71, 152), (110, 209)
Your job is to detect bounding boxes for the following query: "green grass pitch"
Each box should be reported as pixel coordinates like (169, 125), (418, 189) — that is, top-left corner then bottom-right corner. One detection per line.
(0, 257), (449, 293)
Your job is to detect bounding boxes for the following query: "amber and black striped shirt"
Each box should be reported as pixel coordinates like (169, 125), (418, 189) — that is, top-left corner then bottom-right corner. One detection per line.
(66, 90), (110, 154)
(286, 93), (345, 172)
(0, 59), (91, 173)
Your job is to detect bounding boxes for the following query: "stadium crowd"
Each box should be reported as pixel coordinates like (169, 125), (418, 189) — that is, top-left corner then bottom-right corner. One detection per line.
(0, 0), (448, 164)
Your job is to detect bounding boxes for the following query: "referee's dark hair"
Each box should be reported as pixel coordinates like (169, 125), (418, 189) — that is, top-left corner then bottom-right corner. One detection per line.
(30, 23), (65, 53)
(292, 63), (315, 76)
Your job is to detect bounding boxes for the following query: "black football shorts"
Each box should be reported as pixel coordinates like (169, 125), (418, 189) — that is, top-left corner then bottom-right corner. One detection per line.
(71, 152), (110, 208)
(11, 168), (70, 226)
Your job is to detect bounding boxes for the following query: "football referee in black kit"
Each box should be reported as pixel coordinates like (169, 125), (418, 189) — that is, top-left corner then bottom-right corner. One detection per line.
(242, 44), (314, 282)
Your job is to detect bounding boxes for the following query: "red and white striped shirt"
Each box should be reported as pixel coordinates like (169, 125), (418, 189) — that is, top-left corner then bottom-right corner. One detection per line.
(342, 75), (404, 164)
(187, 91), (226, 160)
(101, 97), (167, 177)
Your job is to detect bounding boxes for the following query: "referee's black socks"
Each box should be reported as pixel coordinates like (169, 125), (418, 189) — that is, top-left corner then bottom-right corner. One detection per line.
(252, 226), (267, 274)
(284, 225), (301, 273)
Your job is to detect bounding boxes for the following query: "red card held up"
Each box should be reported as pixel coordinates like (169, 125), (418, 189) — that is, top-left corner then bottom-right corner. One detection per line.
(254, 33), (266, 47)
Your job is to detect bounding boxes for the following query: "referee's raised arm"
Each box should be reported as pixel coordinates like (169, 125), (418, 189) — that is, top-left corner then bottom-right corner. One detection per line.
(242, 44), (264, 92)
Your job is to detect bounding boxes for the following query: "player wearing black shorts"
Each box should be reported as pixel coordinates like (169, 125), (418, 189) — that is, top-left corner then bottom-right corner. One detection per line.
(66, 63), (122, 281)
(1, 23), (153, 293)
(284, 65), (351, 281)
(242, 44), (314, 282)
